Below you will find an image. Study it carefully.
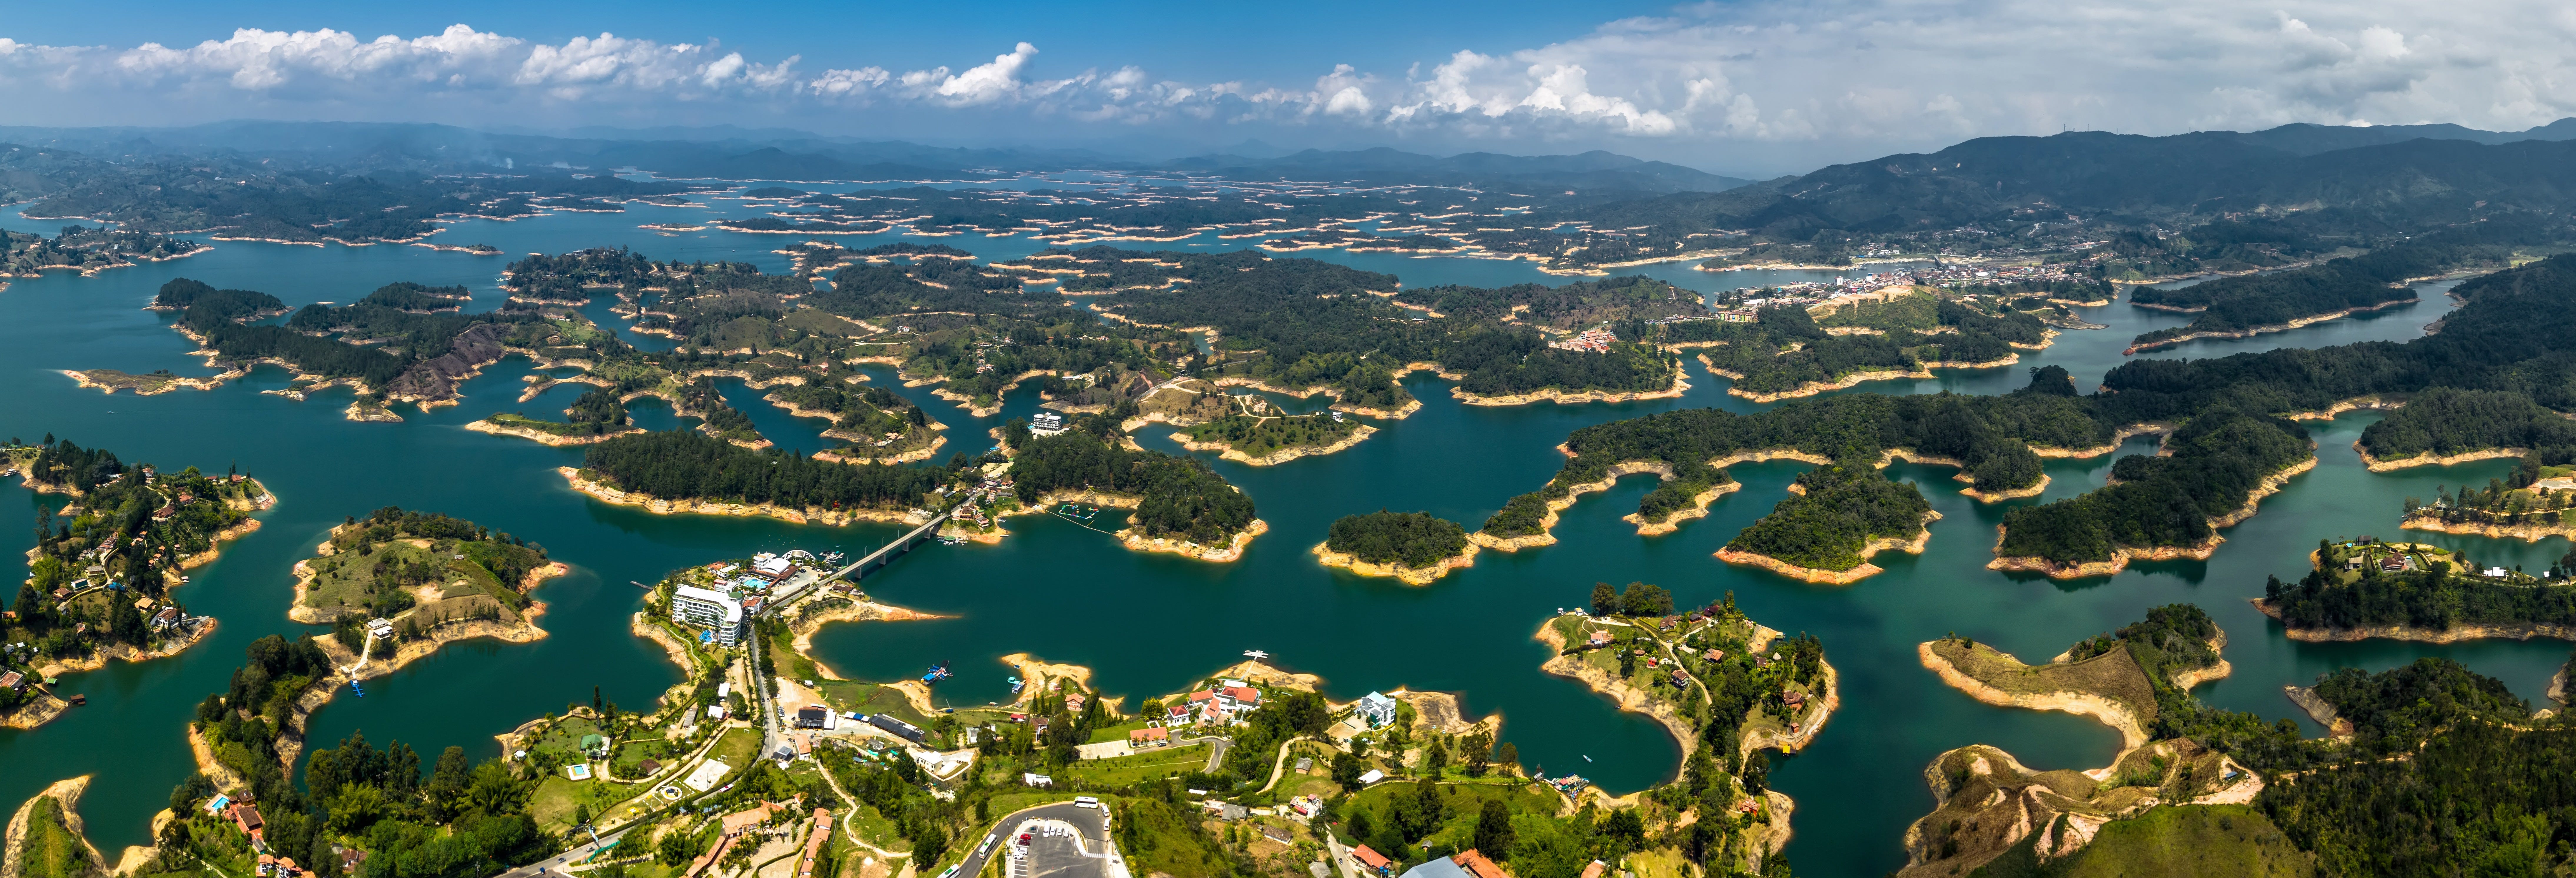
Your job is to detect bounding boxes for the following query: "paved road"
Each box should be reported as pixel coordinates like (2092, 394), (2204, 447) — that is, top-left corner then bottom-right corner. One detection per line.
(949, 802), (1115, 878)
(495, 827), (629, 878)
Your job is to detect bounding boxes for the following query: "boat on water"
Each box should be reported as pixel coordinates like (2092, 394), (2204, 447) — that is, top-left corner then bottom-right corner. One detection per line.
(1581, 755), (1592, 762)
(631, 580), (653, 589)
(922, 663), (953, 683)
(1009, 676), (1024, 695)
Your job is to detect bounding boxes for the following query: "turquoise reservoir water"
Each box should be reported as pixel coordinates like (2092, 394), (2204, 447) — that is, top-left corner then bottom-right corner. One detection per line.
(0, 202), (2562, 877)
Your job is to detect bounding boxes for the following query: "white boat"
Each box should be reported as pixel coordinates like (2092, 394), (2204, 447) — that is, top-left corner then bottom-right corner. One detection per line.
(1243, 649), (1270, 660)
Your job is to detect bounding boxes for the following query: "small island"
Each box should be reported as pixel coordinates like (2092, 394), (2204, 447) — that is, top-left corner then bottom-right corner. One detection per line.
(2253, 536), (2576, 642)
(3, 439), (270, 730)
(766, 381), (946, 463)
(1533, 585), (1830, 871)
(1717, 465), (1939, 584)
(1687, 293), (2059, 400)
(4, 776), (113, 878)
(466, 387), (642, 446)
(1173, 403), (1376, 466)
(287, 506), (561, 642)
(1313, 511), (1477, 584)
(565, 430), (946, 526)
(995, 419), (1268, 562)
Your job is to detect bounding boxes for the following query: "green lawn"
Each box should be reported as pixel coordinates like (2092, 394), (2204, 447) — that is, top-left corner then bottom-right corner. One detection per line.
(845, 805), (912, 852)
(528, 716), (608, 763)
(710, 727), (764, 769)
(1086, 719), (1151, 744)
(814, 681), (928, 727)
(1928, 639), (2157, 727)
(2047, 806), (2314, 877)
(1061, 743), (1209, 787)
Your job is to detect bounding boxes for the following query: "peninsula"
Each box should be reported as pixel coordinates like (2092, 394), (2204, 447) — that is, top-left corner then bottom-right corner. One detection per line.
(1533, 586), (1830, 873)
(2254, 537), (2576, 642)
(2, 439), (271, 730)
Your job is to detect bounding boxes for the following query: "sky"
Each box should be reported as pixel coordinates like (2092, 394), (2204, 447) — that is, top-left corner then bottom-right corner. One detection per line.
(4, 0), (2575, 175)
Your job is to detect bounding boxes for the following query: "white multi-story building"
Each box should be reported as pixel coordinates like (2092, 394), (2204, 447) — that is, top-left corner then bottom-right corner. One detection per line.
(1356, 691), (1398, 728)
(673, 584), (748, 645)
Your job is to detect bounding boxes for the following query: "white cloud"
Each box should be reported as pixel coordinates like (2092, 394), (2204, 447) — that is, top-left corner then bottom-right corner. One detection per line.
(1, 3), (2575, 170)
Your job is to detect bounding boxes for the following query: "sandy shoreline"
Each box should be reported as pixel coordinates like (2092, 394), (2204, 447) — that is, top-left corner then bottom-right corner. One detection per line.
(1987, 455), (2315, 578)
(1717, 511), (1939, 585)
(1311, 540), (1477, 585)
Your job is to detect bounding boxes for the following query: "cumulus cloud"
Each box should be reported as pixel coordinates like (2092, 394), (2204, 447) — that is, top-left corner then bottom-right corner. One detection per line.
(3, 2), (2576, 169)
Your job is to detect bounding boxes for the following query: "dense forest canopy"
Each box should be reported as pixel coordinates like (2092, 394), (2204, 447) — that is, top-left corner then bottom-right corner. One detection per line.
(581, 430), (947, 510)
(1324, 511), (1470, 568)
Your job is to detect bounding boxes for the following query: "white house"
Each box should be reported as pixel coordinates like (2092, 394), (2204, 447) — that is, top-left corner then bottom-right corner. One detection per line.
(1356, 691), (1398, 728)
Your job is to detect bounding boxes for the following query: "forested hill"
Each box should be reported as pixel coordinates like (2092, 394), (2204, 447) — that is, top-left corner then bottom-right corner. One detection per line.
(1562, 130), (2576, 239)
(2123, 218), (2548, 349)
(2102, 252), (2576, 424)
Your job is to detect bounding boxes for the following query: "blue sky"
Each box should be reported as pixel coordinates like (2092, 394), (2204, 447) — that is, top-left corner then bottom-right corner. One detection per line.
(2, 0), (2569, 175)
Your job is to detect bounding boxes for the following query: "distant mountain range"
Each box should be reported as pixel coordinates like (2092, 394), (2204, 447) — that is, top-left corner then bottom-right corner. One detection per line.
(1569, 119), (2576, 236)
(6, 116), (2576, 217)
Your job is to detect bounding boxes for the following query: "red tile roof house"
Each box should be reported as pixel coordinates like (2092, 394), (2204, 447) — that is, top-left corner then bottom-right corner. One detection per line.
(1129, 726), (1170, 748)
(1587, 630), (1613, 647)
(1351, 845), (1393, 877)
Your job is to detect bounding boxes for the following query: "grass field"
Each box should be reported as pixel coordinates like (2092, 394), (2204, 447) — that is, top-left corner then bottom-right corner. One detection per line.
(814, 681), (929, 727)
(710, 727), (764, 769)
(1929, 639), (2157, 727)
(1062, 744), (1210, 787)
(1972, 805), (2315, 878)
(16, 797), (98, 878)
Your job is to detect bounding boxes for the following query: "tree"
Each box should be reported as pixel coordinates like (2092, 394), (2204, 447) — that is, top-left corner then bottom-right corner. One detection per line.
(1618, 582), (1673, 617)
(1590, 582), (1619, 616)
(1473, 799), (1513, 856)
(1461, 729), (1493, 777)
(1332, 752), (1367, 792)
(1495, 742), (1518, 774)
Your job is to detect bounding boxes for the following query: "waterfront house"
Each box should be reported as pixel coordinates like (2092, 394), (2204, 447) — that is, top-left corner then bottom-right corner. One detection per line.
(1130, 726), (1170, 747)
(1166, 704), (1192, 724)
(1216, 685), (1262, 716)
(230, 801), (265, 839)
(671, 584), (748, 645)
(1356, 691), (1398, 728)
(1587, 630), (1613, 647)
(0, 671), (24, 693)
(866, 713), (927, 743)
(1064, 693), (1088, 714)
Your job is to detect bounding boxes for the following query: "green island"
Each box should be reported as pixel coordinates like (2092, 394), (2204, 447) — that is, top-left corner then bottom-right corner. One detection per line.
(2253, 537), (2576, 642)
(569, 429), (950, 526)
(286, 506), (557, 645)
(468, 387), (640, 446)
(1681, 292), (2055, 401)
(1904, 603), (2562, 877)
(999, 416), (1265, 560)
(1171, 394), (1375, 465)
(764, 381), (945, 463)
(1718, 465), (1938, 583)
(2, 223), (205, 277)
(3, 438), (271, 729)
(1314, 511), (1476, 584)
